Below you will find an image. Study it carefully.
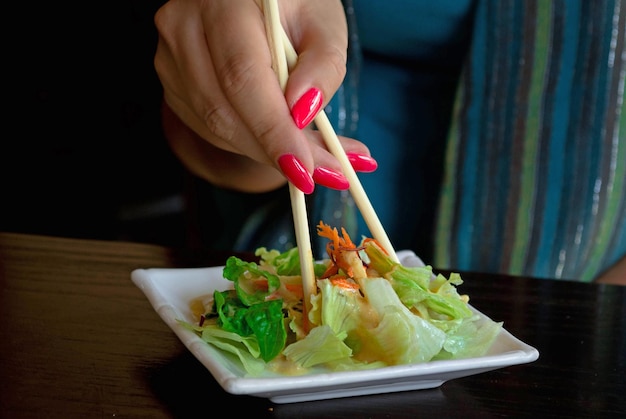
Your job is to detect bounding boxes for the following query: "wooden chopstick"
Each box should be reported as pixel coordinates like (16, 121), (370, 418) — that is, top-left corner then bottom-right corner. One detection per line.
(262, 0), (317, 312)
(314, 113), (399, 263)
(264, 3), (399, 308)
(279, 27), (399, 263)
(263, 0), (288, 89)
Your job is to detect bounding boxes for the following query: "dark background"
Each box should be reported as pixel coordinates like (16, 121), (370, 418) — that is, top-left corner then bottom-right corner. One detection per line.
(1, 1), (198, 247)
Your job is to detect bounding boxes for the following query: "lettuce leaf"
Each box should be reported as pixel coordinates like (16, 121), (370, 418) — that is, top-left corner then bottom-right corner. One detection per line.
(187, 237), (502, 376)
(256, 246), (329, 278)
(223, 256), (281, 306)
(217, 259), (288, 362)
(359, 277), (446, 364)
(179, 321), (265, 376)
(364, 241), (472, 324)
(283, 325), (352, 368)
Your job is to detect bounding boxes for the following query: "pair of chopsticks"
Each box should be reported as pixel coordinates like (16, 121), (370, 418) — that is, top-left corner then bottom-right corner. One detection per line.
(262, 0), (398, 308)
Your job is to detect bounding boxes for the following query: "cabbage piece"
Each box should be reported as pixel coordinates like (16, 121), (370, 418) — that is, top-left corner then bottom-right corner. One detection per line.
(359, 277), (446, 364)
(325, 358), (388, 372)
(437, 316), (503, 359)
(222, 256), (281, 306)
(213, 290), (286, 362)
(364, 242), (472, 323)
(392, 270), (473, 322)
(282, 325), (352, 368)
(315, 278), (364, 339)
(243, 299), (287, 362)
(178, 322), (265, 376)
(213, 290), (254, 336)
(256, 246), (328, 278)
(256, 247), (300, 275)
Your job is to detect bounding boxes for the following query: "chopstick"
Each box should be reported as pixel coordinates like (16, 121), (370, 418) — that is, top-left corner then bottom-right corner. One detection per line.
(263, 0), (317, 313)
(313, 112), (399, 262)
(278, 26), (400, 263)
(263, 2), (399, 313)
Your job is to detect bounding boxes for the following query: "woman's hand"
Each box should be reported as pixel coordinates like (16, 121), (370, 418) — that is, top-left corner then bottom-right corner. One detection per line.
(154, 0), (377, 194)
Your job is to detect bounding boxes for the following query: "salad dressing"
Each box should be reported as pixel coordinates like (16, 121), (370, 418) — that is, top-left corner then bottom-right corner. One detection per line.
(179, 222), (503, 376)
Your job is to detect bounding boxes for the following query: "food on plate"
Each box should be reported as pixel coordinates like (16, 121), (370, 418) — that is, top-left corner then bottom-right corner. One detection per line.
(180, 221), (502, 376)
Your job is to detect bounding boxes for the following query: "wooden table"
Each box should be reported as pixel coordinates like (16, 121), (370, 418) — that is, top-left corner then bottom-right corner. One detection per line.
(1, 232), (624, 418)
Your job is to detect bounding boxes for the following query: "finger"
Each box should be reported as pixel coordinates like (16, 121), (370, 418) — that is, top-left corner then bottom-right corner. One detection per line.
(155, 1), (273, 165)
(303, 129), (378, 190)
(162, 102), (288, 192)
(202, 1), (317, 184)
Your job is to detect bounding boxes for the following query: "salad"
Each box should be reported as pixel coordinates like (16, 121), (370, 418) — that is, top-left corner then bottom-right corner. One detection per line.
(181, 221), (502, 376)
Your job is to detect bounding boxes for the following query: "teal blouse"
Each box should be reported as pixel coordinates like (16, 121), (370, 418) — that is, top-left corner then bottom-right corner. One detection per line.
(319, 0), (475, 262)
(321, 0), (626, 281)
(436, 0), (626, 281)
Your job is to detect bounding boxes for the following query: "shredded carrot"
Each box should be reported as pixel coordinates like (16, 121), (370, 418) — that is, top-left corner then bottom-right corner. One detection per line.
(317, 221), (355, 249)
(285, 283), (304, 299)
(320, 263), (339, 279)
(329, 276), (360, 291)
(317, 221), (362, 279)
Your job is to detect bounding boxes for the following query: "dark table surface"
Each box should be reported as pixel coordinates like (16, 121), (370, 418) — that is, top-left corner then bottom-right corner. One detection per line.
(1, 232), (624, 418)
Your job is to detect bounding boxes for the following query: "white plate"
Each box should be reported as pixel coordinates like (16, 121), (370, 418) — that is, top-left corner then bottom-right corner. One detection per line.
(131, 250), (539, 404)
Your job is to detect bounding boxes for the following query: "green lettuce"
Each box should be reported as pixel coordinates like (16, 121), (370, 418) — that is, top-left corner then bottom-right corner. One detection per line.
(282, 325), (352, 368)
(364, 242), (473, 325)
(256, 246), (328, 278)
(178, 322), (265, 376)
(185, 239), (502, 376)
(359, 277), (447, 364)
(219, 257), (287, 362)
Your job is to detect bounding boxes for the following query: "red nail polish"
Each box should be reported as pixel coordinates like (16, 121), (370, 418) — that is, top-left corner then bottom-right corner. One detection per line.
(278, 154), (315, 194)
(346, 153), (378, 172)
(291, 88), (323, 129)
(313, 167), (350, 190)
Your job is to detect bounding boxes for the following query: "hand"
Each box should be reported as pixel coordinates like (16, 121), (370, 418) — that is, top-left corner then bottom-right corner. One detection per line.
(154, 0), (377, 194)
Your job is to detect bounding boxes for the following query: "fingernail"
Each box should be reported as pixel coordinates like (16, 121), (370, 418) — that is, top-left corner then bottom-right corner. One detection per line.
(346, 153), (378, 172)
(291, 88), (323, 129)
(278, 154), (315, 194)
(313, 167), (350, 190)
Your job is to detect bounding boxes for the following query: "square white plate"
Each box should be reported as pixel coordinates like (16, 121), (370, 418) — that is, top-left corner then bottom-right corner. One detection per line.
(131, 250), (539, 404)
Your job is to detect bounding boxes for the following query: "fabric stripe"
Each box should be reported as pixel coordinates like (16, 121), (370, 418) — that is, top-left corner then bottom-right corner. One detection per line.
(510, 0), (549, 274)
(501, 0), (537, 274)
(556, 0), (598, 278)
(487, 1), (520, 269)
(582, 0), (626, 278)
(561, 0), (611, 278)
(451, 0), (489, 269)
(530, 0), (578, 277)
(436, 0), (626, 281)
